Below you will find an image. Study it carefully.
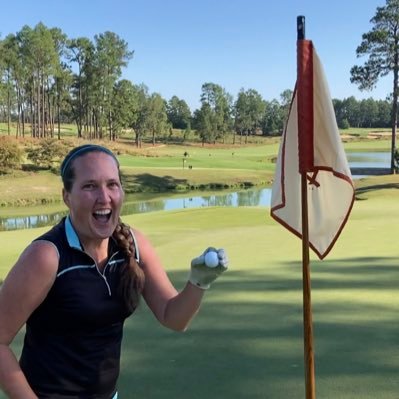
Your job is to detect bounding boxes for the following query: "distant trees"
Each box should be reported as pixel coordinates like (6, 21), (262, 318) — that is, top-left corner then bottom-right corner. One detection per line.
(146, 93), (169, 145)
(350, 0), (399, 172)
(67, 31), (133, 140)
(95, 31), (133, 140)
(0, 22), (396, 147)
(192, 83), (233, 144)
(0, 23), (135, 141)
(333, 96), (391, 129)
(111, 79), (139, 138)
(234, 89), (265, 144)
(192, 85), (293, 144)
(166, 96), (191, 130)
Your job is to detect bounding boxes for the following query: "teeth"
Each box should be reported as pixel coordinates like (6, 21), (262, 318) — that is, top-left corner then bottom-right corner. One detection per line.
(94, 210), (111, 215)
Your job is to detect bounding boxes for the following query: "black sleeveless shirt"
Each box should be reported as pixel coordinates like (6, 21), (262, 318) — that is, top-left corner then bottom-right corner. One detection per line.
(19, 217), (137, 398)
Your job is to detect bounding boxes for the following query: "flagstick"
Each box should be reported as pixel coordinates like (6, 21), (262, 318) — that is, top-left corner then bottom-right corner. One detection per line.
(297, 15), (316, 399)
(301, 175), (316, 399)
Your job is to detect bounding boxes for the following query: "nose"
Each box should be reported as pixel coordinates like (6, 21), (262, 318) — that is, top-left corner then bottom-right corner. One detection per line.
(96, 185), (111, 203)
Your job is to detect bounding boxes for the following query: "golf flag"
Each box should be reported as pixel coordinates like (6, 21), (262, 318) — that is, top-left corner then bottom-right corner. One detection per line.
(270, 40), (355, 259)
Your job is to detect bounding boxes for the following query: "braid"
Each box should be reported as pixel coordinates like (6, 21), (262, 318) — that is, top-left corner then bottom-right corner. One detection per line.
(113, 219), (145, 312)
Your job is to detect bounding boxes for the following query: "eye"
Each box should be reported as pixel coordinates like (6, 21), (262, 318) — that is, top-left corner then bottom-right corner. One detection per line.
(108, 181), (121, 189)
(82, 183), (96, 190)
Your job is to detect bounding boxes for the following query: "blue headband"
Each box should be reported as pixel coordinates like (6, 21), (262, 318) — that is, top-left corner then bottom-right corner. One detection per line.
(60, 144), (119, 178)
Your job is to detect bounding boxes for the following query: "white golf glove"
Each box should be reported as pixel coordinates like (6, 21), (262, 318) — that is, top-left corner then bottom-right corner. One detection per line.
(189, 247), (228, 290)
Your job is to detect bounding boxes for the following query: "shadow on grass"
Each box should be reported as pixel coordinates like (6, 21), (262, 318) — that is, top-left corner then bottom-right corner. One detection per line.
(21, 164), (50, 172)
(356, 182), (399, 195)
(118, 256), (399, 399)
(355, 183), (399, 201)
(121, 173), (190, 192)
(121, 172), (247, 193)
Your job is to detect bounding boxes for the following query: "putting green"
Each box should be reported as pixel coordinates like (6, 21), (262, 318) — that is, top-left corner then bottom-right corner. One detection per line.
(0, 192), (398, 398)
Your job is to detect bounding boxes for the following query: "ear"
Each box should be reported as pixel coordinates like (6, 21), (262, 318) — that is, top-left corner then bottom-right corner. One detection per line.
(62, 188), (71, 208)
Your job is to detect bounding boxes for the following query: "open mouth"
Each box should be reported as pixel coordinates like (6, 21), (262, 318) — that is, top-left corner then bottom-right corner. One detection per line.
(93, 209), (112, 223)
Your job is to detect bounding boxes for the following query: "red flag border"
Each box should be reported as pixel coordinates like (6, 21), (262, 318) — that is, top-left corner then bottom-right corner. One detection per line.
(270, 87), (355, 260)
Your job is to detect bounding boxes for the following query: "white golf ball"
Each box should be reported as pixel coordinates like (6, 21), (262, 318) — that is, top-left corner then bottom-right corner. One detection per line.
(204, 251), (219, 268)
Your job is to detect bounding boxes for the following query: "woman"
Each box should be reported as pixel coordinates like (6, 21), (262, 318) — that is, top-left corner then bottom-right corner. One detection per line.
(0, 144), (227, 399)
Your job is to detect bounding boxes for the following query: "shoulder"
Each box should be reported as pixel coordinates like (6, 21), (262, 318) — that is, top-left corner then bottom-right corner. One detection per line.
(34, 218), (66, 247)
(6, 240), (59, 288)
(130, 228), (154, 261)
(24, 239), (60, 265)
(0, 241), (59, 343)
(129, 228), (167, 277)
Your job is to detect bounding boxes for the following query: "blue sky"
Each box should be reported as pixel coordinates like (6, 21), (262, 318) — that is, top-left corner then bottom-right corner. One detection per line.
(1, 0), (391, 111)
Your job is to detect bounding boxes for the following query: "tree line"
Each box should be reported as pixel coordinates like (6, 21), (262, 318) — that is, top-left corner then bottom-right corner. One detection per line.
(0, 22), (394, 146)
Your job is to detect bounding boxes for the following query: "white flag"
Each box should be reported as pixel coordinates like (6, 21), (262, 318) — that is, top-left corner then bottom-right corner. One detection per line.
(270, 41), (354, 259)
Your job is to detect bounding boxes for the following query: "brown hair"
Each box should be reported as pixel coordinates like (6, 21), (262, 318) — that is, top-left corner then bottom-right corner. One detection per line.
(61, 144), (145, 311)
(112, 219), (145, 312)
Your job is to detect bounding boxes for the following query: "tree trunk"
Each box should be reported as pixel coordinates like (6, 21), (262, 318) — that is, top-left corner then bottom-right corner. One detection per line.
(56, 79), (61, 140)
(16, 88), (22, 138)
(7, 86), (11, 136)
(57, 95), (61, 140)
(42, 82), (46, 137)
(30, 92), (34, 137)
(391, 57), (398, 174)
(37, 71), (41, 138)
(108, 110), (114, 141)
(22, 105), (25, 138)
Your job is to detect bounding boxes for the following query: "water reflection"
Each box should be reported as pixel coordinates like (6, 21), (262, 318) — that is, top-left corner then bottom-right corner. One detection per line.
(122, 189), (269, 216)
(0, 151), (390, 231)
(2, 211), (68, 231)
(0, 188), (271, 231)
(348, 151), (390, 168)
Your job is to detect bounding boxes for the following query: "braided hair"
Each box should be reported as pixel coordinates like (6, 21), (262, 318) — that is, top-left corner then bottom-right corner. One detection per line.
(112, 219), (145, 312)
(61, 144), (145, 311)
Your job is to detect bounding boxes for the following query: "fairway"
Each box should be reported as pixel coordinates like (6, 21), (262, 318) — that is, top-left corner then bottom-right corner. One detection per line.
(1, 189), (399, 398)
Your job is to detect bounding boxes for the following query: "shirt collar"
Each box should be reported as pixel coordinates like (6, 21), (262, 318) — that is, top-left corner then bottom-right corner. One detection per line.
(65, 215), (83, 250)
(64, 215), (120, 256)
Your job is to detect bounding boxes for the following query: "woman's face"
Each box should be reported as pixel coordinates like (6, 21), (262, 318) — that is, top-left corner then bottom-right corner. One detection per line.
(62, 151), (124, 243)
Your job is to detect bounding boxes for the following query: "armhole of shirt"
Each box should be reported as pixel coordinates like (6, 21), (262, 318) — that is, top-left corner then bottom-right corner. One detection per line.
(34, 239), (61, 260)
(129, 229), (140, 263)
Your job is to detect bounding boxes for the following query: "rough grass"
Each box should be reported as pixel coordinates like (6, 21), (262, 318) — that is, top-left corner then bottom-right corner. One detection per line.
(1, 185), (399, 398)
(0, 171), (62, 206)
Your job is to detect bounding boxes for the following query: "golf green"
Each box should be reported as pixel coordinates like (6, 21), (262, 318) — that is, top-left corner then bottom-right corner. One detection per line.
(0, 193), (398, 398)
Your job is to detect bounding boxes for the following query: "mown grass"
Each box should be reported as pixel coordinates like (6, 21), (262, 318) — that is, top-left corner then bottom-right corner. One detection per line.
(344, 138), (392, 152)
(118, 144), (277, 170)
(0, 132), (395, 206)
(0, 141), (279, 206)
(1, 184), (399, 398)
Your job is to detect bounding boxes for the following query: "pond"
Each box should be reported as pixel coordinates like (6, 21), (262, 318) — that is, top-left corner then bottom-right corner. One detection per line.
(0, 188), (272, 231)
(348, 151), (391, 169)
(0, 151), (390, 231)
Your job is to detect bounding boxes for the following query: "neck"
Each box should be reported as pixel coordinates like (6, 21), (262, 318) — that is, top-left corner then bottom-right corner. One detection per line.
(81, 238), (110, 268)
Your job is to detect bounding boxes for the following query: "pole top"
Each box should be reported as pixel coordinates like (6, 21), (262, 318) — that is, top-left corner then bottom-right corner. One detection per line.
(297, 16), (305, 40)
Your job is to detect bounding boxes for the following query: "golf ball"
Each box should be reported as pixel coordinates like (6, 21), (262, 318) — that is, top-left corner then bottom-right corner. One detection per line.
(204, 251), (219, 268)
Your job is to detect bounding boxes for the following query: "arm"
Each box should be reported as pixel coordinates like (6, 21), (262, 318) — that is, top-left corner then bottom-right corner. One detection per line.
(0, 241), (58, 399)
(134, 229), (205, 332)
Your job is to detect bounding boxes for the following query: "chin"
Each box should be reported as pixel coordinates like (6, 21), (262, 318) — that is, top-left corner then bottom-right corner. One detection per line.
(91, 225), (116, 239)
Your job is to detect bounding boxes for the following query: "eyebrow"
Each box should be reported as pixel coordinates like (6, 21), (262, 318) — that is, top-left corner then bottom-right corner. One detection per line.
(80, 178), (121, 184)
